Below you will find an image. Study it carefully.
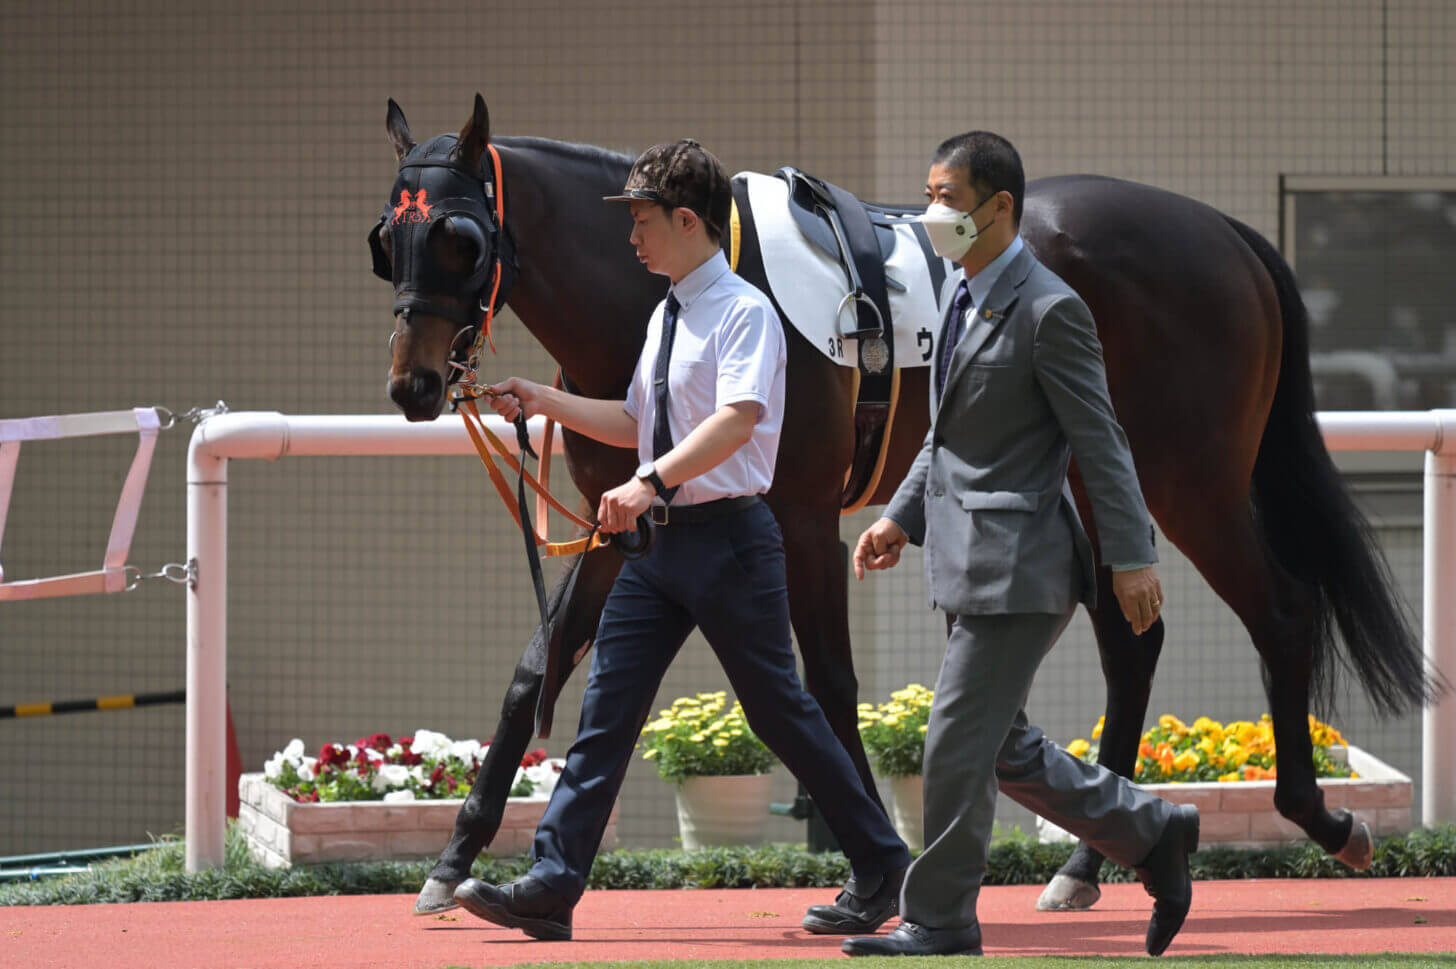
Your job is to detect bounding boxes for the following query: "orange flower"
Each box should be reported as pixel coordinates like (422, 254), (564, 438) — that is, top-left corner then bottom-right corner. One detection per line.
(1139, 741), (1155, 759)
(1159, 748), (1176, 772)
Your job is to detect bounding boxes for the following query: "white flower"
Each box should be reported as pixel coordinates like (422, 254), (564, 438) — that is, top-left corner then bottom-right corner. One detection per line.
(448, 739), (483, 765)
(524, 762), (560, 797)
(386, 743), (404, 758)
(411, 729), (453, 758)
(383, 789), (416, 803)
(372, 763), (411, 792)
(281, 738), (306, 764)
(263, 752), (286, 781)
(366, 748), (385, 762)
(297, 759), (317, 782)
(409, 764), (427, 784)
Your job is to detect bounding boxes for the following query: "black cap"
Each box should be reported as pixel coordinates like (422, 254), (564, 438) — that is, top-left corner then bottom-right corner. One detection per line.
(604, 138), (732, 237)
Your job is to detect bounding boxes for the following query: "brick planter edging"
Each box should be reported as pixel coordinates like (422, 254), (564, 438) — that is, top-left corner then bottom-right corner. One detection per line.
(238, 773), (618, 868)
(1037, 744), (1412, 848)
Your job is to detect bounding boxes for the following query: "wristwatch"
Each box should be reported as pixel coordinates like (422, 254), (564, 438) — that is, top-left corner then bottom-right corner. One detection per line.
(635, 461), (667, 497)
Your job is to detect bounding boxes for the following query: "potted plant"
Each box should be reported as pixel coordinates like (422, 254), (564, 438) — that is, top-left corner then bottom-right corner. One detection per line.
(857, 684), (934, 851)
(638, 692), (778, 849)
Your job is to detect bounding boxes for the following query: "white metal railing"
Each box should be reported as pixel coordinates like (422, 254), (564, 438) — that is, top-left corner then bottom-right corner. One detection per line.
(180, 410), (1456, 871)
(0, 408), (162, 600)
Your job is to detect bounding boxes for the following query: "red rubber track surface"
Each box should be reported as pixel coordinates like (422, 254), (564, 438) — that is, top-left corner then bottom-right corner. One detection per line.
(3, 878), (1452, 968)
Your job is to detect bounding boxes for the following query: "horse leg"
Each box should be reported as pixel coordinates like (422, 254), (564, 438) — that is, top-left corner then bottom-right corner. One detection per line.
(1160, 488), (1365, 865)
(414, 545), (623, 913)
(777, 499), (886, 813)
(1264, 628), (1372, 866)
(1039, 568), (1166, 911)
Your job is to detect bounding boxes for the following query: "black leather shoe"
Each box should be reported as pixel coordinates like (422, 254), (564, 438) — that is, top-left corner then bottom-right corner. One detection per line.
(453, 875), (573, 941)
(842, 920), (983, 957)
(801, 866), (906, 934)
(1137, 803), (1200, 956)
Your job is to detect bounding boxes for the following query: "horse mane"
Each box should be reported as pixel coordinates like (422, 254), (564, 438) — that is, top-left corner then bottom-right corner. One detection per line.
(494, 136), (635, 177)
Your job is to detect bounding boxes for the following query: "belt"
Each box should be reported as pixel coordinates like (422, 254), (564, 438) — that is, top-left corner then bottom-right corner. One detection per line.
(650, 494), (761, 525)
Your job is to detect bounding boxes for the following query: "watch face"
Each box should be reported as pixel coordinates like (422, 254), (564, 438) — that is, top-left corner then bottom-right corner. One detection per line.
(636, 462), (654, 479)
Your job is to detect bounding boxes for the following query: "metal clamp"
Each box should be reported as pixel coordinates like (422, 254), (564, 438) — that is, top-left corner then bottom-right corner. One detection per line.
(124, 558), (197, 592)
(155, 401), (229, 431)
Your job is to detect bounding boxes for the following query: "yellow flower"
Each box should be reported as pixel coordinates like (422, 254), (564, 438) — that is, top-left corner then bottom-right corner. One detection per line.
(882, 716), (901, 728)
(1218, 771), (1240, 782)
(1091, 716), (1105, 740)
(644, 749), (659, 760)
(690, 733), (706, 743)
(919, 725), (927, 733)
(1173, 751), (1200, 773)
(1067, 739), (1091, 758)
(713, 738), (730, 747)
(1198, 738), (1217, 756)
(1158, 714), (1187, 732)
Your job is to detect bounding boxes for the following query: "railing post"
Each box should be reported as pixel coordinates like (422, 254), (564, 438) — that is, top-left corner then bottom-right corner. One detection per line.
(1423, 411), (1456, 827)
(185, 430), (228, 872)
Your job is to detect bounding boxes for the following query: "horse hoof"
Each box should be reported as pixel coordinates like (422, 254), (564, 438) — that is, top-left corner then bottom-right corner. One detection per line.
(1036, 874), (1101, 911)
(414, 877), (463, 915)
(1335, 819), (1374, 870)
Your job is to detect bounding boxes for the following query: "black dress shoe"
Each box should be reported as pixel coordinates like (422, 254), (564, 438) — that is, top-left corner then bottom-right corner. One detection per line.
(842, 920), (983, 957)
(453, 875), (573, 941)
(1137, 803), (1200, 956)
(801, 866), (906, 934)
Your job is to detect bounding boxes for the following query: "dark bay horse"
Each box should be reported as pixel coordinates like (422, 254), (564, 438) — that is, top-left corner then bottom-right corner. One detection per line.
(375, 97), (1433, 914)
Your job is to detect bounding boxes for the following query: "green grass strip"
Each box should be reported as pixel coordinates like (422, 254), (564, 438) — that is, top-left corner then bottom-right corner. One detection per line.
(3, 824), (1453, 906)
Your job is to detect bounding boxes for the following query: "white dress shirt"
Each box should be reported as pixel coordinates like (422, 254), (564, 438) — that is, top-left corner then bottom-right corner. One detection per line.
(624, 251), (787, 505)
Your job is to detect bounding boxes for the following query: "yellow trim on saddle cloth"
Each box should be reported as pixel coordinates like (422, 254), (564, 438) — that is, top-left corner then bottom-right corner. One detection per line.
(730, 198), (741, 273)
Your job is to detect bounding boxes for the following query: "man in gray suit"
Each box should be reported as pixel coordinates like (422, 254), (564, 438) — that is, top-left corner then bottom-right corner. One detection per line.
(839, 132), (1198, 958)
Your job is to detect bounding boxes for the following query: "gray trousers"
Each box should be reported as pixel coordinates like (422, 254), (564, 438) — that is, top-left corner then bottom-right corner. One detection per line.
(901, 610), (1174, 930)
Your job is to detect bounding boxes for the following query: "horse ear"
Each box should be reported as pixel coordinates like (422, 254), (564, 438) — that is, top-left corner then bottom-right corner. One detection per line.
(456, 93), (491, 173)
(386, 98), (415, 162)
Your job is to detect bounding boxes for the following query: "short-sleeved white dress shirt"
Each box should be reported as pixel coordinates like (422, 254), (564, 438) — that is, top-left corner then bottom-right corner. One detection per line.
(623, 251), (787, 505)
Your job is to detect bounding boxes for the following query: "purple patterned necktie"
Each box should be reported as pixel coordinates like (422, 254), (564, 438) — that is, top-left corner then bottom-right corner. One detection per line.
(937, 279), (974, 399)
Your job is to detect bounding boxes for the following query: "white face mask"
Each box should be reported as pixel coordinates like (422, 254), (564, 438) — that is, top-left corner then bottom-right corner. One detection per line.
(917, 195), (997, 262)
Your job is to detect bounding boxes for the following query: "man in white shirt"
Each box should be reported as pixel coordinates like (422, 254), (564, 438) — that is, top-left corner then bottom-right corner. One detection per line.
(452, 139), (910, 942)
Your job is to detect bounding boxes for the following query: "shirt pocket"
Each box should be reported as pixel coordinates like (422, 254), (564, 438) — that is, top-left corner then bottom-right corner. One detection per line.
(667, 354), (717, 425)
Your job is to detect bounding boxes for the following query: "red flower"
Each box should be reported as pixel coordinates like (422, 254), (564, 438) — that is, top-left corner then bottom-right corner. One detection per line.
(521, 748), (548, 768)
(355, 733), (393, 752)
(317, 744), (350, 771)
(428, 764), (446, 789)
(354, 749), (375, 770)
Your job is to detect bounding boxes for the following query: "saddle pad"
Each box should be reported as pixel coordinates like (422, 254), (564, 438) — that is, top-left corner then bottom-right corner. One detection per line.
(738, 171), (956, 369)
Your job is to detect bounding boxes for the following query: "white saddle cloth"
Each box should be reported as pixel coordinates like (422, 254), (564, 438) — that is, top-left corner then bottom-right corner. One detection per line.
(738, 171), (957, 369)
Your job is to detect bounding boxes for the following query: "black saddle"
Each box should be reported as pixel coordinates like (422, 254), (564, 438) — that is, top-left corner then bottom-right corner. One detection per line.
(780, 169), (901, 279)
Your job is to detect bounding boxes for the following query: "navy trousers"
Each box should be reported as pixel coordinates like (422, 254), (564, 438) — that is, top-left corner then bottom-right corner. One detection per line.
(529, 499), (909, 902)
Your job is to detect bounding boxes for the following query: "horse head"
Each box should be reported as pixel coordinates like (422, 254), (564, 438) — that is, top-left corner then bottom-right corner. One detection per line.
(371, 94), (512, 421)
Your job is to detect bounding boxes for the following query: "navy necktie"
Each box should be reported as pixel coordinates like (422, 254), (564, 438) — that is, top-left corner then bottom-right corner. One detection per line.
(650, 292), (682, 504)
(937, 279), (974, 399)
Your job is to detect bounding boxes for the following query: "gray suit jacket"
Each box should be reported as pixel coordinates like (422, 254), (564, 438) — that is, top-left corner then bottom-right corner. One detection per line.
(884, 243), (1156, 616)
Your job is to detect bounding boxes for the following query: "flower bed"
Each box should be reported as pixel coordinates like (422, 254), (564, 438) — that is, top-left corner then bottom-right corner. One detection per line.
(238, 731), (617, 868)
(1039, 714), (1412, 847)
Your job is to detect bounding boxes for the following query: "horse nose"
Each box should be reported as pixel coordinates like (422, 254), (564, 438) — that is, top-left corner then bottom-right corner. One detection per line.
(389, 368), (444, 420)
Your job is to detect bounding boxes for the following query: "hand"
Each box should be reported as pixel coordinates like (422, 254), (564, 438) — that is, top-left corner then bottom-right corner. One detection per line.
(597, 477), (655, 534)
(1112, 565), (1164, 636)
(485, 376), (545, 422)
(853, 517), (910, 579)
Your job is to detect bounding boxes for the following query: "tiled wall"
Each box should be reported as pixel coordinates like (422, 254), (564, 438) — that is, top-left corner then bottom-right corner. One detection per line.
(1, 0), (1447, 856)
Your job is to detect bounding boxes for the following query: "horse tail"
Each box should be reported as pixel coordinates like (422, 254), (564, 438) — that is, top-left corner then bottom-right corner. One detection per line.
(1226, 215), (1435, 717)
